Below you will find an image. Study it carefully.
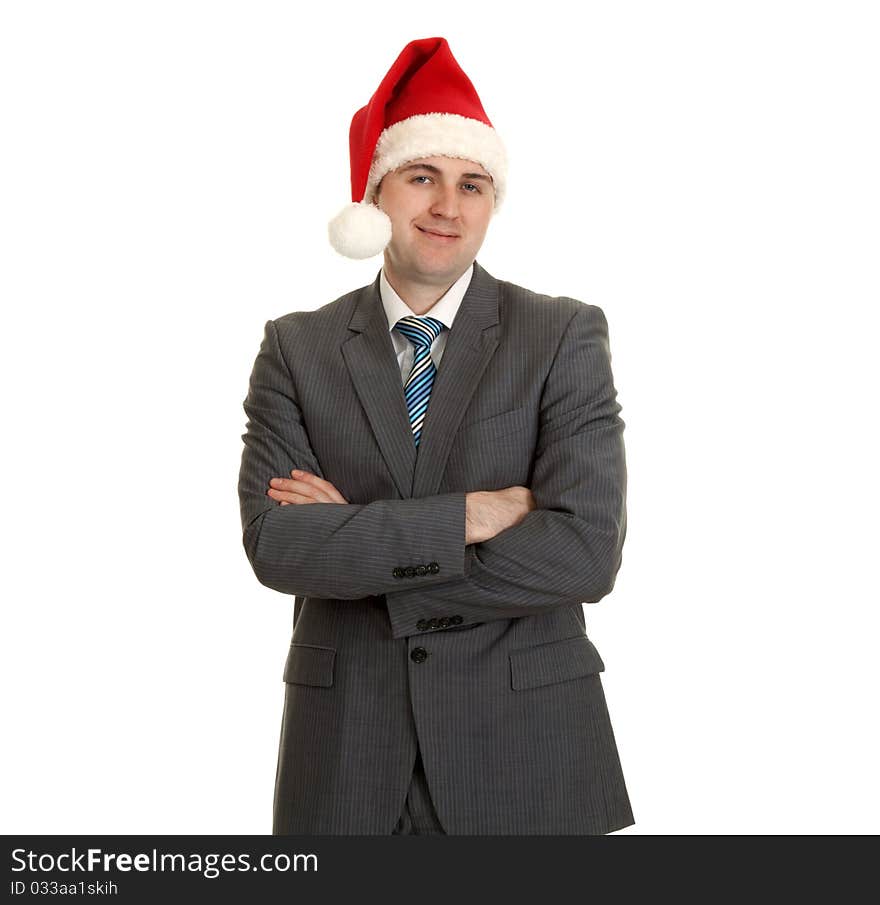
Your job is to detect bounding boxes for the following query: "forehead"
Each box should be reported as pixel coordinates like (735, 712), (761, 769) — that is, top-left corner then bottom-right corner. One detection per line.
(394, 155), (490, 177)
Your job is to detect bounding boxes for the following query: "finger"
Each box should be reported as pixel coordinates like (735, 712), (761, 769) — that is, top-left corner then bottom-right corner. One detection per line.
(290, 469), (346, 503)
(290, 469), (347, 504)
(268, 477), (328, 503)
(268, 488), (316, 504)
(268, 475), (346, 504)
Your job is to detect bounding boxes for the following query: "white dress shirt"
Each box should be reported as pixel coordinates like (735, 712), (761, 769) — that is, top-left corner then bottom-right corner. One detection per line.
(379, 261), (475, 383)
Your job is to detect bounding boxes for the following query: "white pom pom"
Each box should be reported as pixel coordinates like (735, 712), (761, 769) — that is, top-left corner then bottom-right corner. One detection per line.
(327, 202), (392, 259)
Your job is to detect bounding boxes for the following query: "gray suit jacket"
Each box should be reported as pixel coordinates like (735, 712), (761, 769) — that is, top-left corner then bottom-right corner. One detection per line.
(238, 260), (634, 834)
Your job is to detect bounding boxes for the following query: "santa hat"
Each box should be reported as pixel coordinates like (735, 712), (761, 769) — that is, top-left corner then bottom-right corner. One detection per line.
(327, 37), (508, 259)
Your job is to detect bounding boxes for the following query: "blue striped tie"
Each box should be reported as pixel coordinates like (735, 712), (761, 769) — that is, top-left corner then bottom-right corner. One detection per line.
(395, 315), (445, 448)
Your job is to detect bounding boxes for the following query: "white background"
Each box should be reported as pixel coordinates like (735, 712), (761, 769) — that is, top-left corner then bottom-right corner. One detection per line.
(2, 0), (878, 835)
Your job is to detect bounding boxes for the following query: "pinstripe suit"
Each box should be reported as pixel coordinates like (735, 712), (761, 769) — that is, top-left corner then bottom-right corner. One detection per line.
(238, 259), (635, 834)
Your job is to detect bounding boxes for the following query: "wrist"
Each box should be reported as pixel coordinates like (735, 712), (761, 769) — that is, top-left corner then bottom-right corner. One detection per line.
(465, 491), (491, 545)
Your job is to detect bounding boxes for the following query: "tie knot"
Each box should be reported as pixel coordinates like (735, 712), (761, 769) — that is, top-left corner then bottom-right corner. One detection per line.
(395, 315), (444, 350)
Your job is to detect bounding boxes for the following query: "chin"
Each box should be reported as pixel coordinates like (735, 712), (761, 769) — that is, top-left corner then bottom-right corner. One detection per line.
(419, 245), (471, 266)
(389, 244), (472, 282)
(418, 259), (467, 279)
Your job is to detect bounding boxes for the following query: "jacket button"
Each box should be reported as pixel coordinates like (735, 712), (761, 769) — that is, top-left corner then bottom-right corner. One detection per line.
(416, 619), (429, 631)
(415, 564), (427, 576)
(410, 647), (428, 663)
(428, 562), (440, 574)
(450, 615), (463, 625)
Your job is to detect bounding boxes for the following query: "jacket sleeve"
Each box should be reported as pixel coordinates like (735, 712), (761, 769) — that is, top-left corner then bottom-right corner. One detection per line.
(238, 318), (468, 600)
(383, 303), (627, 639)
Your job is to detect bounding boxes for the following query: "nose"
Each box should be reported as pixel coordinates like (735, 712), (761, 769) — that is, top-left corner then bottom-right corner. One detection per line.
(429, 182), (461, 221)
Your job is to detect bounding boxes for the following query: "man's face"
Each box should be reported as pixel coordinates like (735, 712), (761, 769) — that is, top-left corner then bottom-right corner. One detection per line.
(374, 155), (495, 286)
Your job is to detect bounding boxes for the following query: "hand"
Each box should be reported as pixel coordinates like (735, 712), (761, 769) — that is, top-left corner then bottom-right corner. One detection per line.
(267, 469), (348, 505)
(465, 486), (536, 544)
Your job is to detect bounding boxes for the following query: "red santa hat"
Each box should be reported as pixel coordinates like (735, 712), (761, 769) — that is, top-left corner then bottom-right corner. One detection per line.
(327, 37), (508, 259)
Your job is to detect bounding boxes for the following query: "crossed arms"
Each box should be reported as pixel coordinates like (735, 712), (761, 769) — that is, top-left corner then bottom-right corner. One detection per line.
(267, 471), (536, 545)
(238, 303), (626, 639)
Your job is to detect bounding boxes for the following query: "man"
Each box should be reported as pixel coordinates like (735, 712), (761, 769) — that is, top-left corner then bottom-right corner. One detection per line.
(238, 36), (634, 835)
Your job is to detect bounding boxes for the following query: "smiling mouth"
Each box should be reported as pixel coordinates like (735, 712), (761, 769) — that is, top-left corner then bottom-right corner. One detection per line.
(417, 226), (460, 239)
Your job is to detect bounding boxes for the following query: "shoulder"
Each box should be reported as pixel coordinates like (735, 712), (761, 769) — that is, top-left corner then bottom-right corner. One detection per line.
(269, 282), (368, 344)
(496, 276), (609, 336)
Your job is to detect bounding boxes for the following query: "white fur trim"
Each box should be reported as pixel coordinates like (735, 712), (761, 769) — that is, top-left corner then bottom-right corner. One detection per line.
(364, 113), (507, 210)
(327, 201), (393, 259)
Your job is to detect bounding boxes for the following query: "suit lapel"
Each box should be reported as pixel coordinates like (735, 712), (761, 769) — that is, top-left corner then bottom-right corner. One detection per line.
(342, 260), (501, 500)
(411, 261), (500, 498)
(342, 272), (417, 500)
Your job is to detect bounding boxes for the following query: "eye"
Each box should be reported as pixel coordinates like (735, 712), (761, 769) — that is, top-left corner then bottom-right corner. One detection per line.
(462, 183), (481, 193)
(411, 175), (431, 184)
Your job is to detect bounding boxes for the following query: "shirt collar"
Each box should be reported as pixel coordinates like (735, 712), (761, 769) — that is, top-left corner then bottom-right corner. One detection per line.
(379, 261), (475, 334)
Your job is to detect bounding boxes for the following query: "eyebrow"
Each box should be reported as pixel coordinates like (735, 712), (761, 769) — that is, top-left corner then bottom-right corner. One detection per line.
(398, 162), (493, 183)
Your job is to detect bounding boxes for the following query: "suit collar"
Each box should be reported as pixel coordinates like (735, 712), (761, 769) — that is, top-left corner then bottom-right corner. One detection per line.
(378, 260), (474, 332)
(343, 259), (502, 498)
(348, 258), (499, 335)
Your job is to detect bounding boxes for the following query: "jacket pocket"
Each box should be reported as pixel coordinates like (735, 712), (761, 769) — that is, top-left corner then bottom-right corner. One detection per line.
(509, 636), (605, 691)
(459, 404), (531, 440)
(283, 643), (336, 688)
